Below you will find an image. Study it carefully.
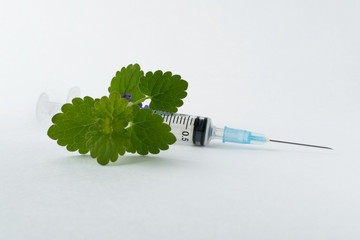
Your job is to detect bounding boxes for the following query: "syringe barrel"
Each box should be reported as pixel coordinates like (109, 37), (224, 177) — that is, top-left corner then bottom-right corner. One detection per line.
(154, 111), (268, 147)
(154, 111), (212, 146)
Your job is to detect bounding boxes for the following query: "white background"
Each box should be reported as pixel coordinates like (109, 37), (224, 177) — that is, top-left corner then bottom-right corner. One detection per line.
(1, 0), (360, 239)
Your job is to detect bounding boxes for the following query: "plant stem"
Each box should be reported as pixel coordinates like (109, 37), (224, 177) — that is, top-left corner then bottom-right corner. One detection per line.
(133, 96), (151, 105)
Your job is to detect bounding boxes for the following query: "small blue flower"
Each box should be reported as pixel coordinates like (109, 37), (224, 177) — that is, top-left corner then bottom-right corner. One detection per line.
(121, 93), (132, 101)
(137, 103), (149, 109)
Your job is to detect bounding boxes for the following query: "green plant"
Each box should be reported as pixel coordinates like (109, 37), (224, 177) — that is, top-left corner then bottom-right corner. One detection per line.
(48, 64), (188, 165)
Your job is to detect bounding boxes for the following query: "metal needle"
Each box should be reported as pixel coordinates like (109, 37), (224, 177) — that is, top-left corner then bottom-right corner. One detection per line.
(269, 139), (333, 150)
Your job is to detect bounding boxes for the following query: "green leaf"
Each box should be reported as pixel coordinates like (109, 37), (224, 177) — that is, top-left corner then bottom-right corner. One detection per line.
(85, 92), (132, 165)
(108, 63), (145, 102)
(47, 96), (97, 154)
(126, 105), (176, 155)
(139, 70), (188, 112)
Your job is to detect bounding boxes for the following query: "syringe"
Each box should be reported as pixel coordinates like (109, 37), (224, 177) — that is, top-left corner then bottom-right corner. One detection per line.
(153, 111), (333, 150)
(37, 89), (332, 150)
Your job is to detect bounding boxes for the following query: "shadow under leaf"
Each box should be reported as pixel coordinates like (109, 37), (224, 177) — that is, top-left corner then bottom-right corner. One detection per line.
(57, 154), (175, 167)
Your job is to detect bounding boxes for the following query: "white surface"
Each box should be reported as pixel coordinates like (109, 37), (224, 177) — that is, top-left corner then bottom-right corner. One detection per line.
(1, 0), (360, 239)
